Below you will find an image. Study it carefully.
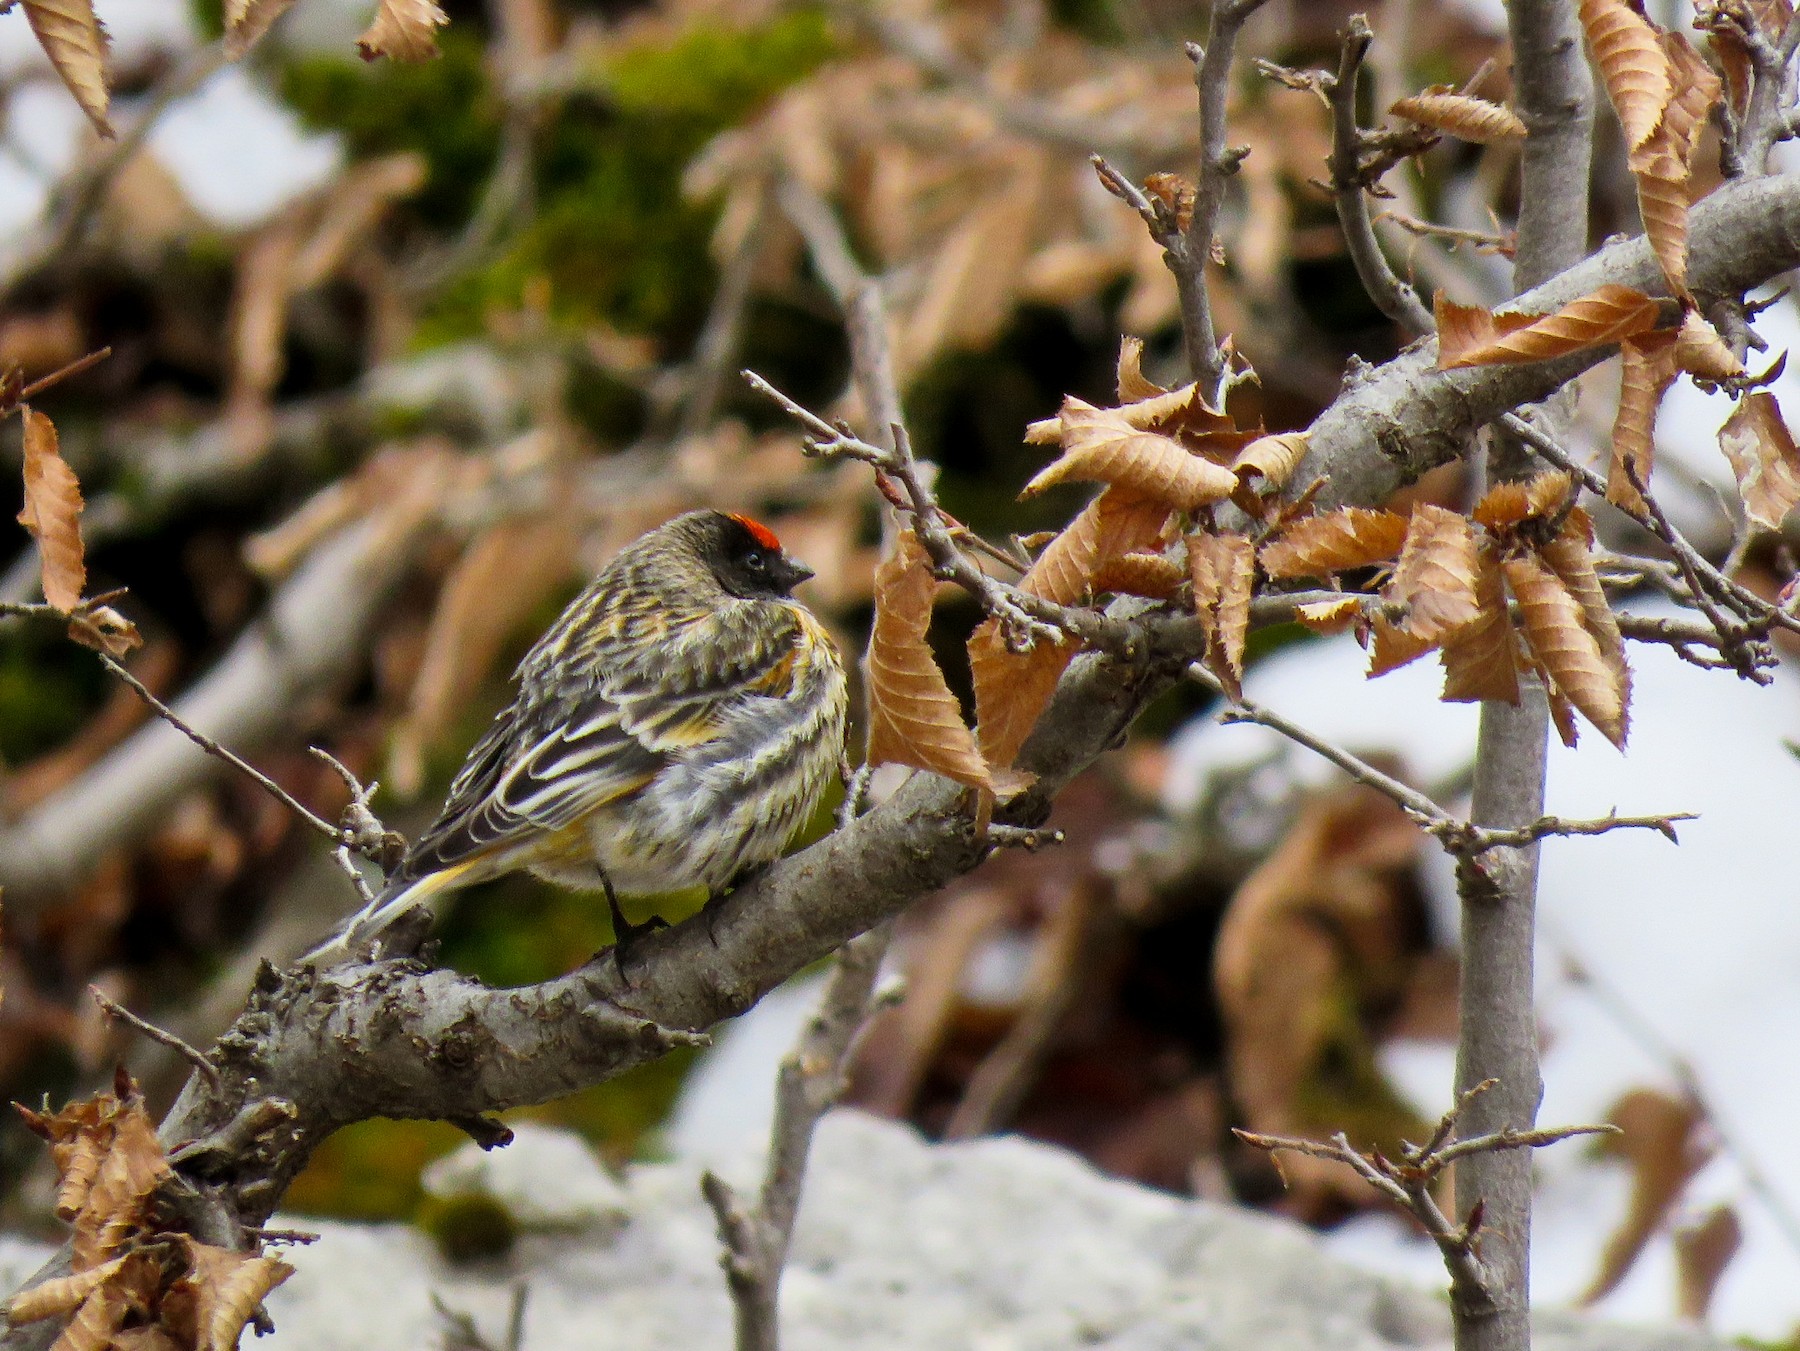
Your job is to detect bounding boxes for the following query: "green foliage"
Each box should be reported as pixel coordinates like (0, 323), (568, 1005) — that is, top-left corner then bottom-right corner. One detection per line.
(280, 32), (503, 229)
(281, 13), (834, 351)
(0, 625), (105, 762)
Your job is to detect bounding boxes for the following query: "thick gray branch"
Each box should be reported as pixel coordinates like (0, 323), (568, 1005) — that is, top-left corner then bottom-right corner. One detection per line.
(1298, 172), (1800, 511)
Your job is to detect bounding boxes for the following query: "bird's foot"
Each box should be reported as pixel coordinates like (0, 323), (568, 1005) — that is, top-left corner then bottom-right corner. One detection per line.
(603, 877), (667, 980)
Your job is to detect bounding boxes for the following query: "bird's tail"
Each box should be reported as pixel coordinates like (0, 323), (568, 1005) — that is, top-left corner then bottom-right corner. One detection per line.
(302, 864), (472, 963)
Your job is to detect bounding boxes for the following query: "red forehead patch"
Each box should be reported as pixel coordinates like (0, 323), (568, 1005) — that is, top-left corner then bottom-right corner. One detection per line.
(727, 513), (783, 552)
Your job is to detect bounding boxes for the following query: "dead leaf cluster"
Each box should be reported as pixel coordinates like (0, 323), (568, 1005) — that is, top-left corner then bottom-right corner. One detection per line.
(9, 1073), (293, 1351)
(1263, 471), (1631, 748)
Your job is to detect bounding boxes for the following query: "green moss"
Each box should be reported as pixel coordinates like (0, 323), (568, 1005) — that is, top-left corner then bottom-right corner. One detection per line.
(0, 626), (106, 762)
(415, 10), (833, 345)
(279, 32), (503, 229)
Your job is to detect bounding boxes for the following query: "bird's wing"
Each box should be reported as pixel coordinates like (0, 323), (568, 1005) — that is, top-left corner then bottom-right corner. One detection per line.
(395, 603), (803, 879)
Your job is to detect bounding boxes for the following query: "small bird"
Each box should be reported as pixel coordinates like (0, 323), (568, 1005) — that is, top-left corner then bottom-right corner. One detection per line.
(325, 509), (848, 957)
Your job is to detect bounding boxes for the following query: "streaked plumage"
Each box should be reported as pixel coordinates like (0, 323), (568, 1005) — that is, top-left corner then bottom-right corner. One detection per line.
(326, 510), (848, 955)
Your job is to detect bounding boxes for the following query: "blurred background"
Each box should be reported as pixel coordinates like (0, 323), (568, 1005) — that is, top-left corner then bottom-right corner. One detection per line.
(0, 0), (1795, 1336)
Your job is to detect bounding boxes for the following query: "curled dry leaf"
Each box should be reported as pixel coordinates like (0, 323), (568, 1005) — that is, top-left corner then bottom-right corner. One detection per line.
(1189, 532), (1255, 700)
(1259, 507), (1407, 579)
(223, 0), (302, 57)
(1294, 596), (1363, 633)
(1437, 286), (1662, 371)
(1540, 510), (1631, 742)
(1502, 552), (1628, 748)
(1608, 330), (1680, 513)
(1232, 431), (1310, 492)
(1440, 543), (1521, 704)
(1115, 336), (1165, 402)
(1578, 0), (1673, 152)
(1385, 504), (1481, 644)
(1719, 391), (1800, 529)
(177, 1239), (295, 1351)
(1016, 487), (1170, 606)
(1091, 550), (1185, 599)
(66, 604), (143, 660)
(1023, 400), (1238, 511)
(970, 490), (1166, 771)
(356, 0), (448, 61)
(1471, 469), (1573, 532)
(1674, 310), (1745, 383)
(22, 0), (112, 136)
(17, 407), (86, 612)
(2, 1256), (124, 1324)
(1388, 91), (1526, 143)
(969, 619), (1077, 774)
(73, 1091), (172, 1271)
(867, 531), (1026, 798)
(1630, 32), (1721, 296)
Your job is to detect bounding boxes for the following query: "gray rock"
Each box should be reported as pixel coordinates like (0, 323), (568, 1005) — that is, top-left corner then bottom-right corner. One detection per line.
(0, 1113), (1734, 1351)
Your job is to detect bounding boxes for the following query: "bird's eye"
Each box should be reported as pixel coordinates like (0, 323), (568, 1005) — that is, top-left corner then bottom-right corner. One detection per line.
(745, 552), (768, 572)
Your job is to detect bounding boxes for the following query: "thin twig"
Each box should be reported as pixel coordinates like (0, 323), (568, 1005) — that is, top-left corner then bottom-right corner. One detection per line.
(96, 654), (343, 845)
(89, 985), (221, 1093)
(744, 371), (1143, 655)
(1195, 663), (1694, 856)
(1325, 16), (1434, 334)
(1181, 0), (1278, 391)
(703, 924), (898, 1351)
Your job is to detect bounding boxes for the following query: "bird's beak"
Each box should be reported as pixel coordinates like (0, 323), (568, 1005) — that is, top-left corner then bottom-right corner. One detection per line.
(777, 554), (815, 588)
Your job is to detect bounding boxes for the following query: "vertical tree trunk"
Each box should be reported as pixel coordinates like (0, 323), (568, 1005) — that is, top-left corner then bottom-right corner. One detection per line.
(1454, 5), (1592, 1351)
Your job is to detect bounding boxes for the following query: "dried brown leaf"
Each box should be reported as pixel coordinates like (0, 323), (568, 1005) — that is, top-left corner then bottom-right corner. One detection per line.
(1091, 550), (1185, 599)
(17, 407), (85, 611)
(1190, 532), (1255, 699)
(51, 1279), (132, 1351)
(1440, 544), (1521, 704)
(1675, 1205), (1741, 1322)
(70, 1090), (169, 1272)
(1472, 470), (1574, 533)
(866, 531), (1024, 797)
(1260, 508), (1408, 579)
(178, 1240), (295, 1351)
(1582, 1088), (1708, 1305)
(1389, 91), (1526, 143)
(1368, 618), (1436, 675)
(1719, 390), (1800, 529)
(22, 0), (111, 136)
(2, 1257), (123, 1324)
(1232, 431), (1310, 492)
(65, 604), (142, 659)
(1437, 285), (1661, 370)
(1385, 504), (1481, 644)
(1629, 34), (1722, 295)
(1294, 596), (1363, 633)
(1608, 330), (1680, 513)
(1503, 552), (1628, 748)
(1024, 400), (1238, 510)
(1674, 310), (1744, 382)
(1579, 0), (1674, 152)
(1540, 508), (1631, 733)
(223, 0), (301, 57)
(1116, 336), (1165, 402)
(356, 0), (448, 61)
(1018, 488), (1170, 605)
(968, 619), (1077, 774)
